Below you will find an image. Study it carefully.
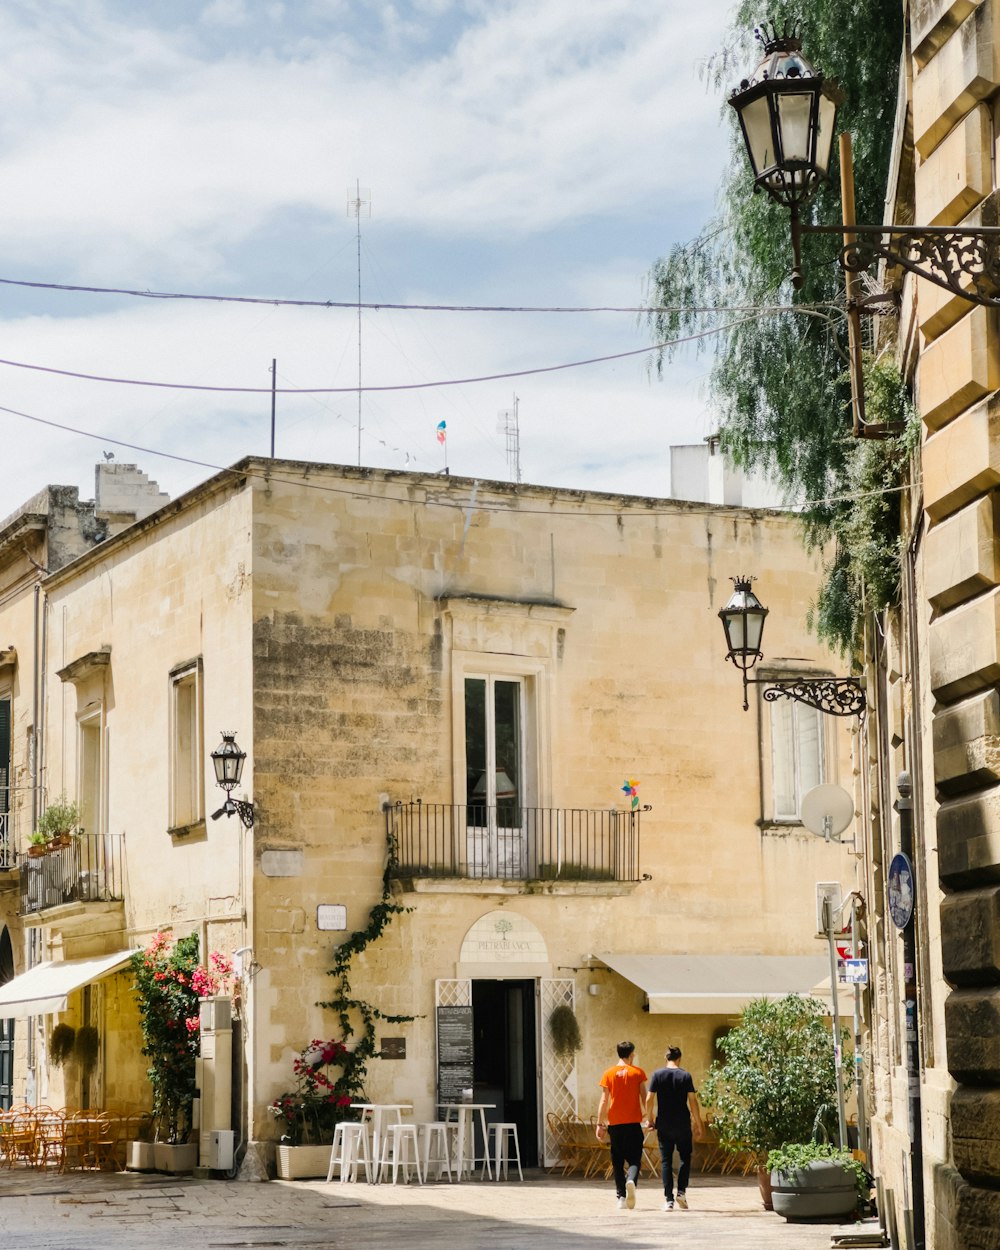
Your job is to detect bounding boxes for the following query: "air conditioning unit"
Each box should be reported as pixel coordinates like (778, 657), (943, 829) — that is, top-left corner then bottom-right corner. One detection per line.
(201, 1129), (234, 1170)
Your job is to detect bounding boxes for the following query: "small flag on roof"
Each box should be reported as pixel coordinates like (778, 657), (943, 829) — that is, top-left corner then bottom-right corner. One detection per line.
(436, 420), (447, 444)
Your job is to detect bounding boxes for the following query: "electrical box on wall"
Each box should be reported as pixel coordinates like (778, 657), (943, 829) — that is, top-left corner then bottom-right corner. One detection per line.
(204, 1129), (234, 1170)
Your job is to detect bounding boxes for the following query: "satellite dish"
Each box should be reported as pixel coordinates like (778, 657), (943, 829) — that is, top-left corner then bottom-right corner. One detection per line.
(800, 784), (855, 841)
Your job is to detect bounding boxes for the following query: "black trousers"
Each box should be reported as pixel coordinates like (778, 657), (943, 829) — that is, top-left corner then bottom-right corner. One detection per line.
(607, 1122), (644, 1197)
(657, 1126), (693, 1197)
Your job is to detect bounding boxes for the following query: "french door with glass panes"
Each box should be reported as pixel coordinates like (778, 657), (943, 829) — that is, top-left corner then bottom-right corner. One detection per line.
(465, 676), (526, 878)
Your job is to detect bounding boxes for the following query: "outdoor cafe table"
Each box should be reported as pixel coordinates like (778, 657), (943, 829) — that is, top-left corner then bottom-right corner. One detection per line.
(437, 1102), (495, 1180)
(349, 1103), (412, 1180)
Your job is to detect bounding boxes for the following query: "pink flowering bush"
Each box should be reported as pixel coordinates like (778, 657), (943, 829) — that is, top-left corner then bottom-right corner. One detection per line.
(129, 933), (233, 1143)
(267, 1038), (360, 1145)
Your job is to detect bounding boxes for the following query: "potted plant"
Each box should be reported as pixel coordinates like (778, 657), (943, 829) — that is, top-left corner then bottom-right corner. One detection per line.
(34, 794), (81, 849)
(50, 1023), (77, 1066)
(129, 932), (233, 1173)
(269, 1038), (359, 1180)
(27, 831), (48, 858)
(767, 1141), (868, 1221)
(699, 994), (842, 1209)
(549, 1004), (583, 1059)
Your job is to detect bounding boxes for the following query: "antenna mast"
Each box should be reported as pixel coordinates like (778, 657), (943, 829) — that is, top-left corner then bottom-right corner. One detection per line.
(498, 394), (522, 483)
(347, 182), (371, 467)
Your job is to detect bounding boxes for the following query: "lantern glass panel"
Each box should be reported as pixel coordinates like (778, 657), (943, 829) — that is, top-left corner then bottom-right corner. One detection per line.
(775, 89), (815, 165)
(739, 94), (775, 177)
(815, 91), (838, 175)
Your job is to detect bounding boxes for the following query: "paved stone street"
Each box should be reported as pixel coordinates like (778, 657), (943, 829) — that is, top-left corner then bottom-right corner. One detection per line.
(0, 1167), (878, 1249)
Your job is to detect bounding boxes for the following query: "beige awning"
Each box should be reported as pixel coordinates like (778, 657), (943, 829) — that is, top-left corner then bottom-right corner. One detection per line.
(596, 953), (833, 1014)
(0, 950), (135, 1020)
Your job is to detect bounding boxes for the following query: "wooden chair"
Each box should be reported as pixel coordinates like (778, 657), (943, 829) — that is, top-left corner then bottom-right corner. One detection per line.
(34, 1111), (66, 1170)
(8, 1110), (38, 1168)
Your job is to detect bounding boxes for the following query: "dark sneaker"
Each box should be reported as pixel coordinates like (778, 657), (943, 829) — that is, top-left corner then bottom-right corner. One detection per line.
(663, 1199), (675, 1210)
(625, 1179), (636, 1209)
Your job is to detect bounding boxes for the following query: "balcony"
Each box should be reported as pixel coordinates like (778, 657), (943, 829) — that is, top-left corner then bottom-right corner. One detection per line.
(18, 834), (125, 916)
(387, 801), (643, 884)
(0, 809), (12, 872)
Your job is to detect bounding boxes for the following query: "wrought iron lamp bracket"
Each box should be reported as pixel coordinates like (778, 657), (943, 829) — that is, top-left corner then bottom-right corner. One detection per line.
(212, 796), (256, 828)
(745, 672), (866, 718)
(801, 222), (1000, 308)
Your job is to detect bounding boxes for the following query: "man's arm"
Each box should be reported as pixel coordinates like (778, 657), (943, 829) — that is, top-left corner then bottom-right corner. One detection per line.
(643, 1089), (655, 1124)
(688, 1091), (705, 1136)
(596, 1089), (609, 1139)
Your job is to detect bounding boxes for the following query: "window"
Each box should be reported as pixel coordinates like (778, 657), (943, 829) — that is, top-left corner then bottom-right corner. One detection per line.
(170, 662), (203, 830)
(770, 697), (825, 821)
(465, 676), (524, 820)
(78, 707), (105, 838)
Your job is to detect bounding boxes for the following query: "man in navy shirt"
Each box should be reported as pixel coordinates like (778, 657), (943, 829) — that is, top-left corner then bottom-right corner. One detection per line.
(643, 1046), (704, 1211)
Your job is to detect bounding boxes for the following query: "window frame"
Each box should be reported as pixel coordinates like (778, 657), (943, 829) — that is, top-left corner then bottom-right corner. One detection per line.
(168, 659), (204, 833)
(757, 673), (834, 826)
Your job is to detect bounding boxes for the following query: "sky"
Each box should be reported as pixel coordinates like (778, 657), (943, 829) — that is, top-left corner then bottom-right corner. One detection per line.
(0, 0), (740, 520)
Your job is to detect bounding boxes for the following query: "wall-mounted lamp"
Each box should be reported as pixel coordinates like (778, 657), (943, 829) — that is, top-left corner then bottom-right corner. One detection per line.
(719, 577), (866, 717)
(210, 731), (255, 828)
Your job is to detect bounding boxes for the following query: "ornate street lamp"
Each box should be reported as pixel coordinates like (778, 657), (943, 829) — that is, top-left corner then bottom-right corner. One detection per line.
(731, 24), (1000, 306)
(719, 577), (866, 716)
(210, 731), (255, 828)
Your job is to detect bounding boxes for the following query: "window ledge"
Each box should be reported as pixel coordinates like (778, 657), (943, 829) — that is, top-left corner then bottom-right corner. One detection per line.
(396, 875), (639, 897)
(168, 820), (207, 842)
(758, 820), (810, 837)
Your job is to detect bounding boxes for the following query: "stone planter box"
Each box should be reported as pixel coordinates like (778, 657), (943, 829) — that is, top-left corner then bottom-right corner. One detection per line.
(153, 1141), (199, 1174)
(126, 1141), (156, 1172)
(770, 1159), (857, 1221)
(275, 1144), (332, 1180)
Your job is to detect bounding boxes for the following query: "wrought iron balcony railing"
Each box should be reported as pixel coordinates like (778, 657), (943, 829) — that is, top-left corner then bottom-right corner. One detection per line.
(387, 801), (644, 883)
(18, 834), (125, 915)
(0, 810), (12, 872)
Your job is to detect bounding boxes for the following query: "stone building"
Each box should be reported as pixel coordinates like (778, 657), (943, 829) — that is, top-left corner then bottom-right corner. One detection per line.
(849, 1), (1000, 1244)
(0, 458), (855, 1173)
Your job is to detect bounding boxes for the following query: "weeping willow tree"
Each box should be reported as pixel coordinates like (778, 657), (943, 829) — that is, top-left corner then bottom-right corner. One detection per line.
(648, 0), (910, 657)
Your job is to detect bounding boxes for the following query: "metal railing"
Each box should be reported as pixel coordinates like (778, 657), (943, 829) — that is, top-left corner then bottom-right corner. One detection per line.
(18, 834), (125, 915)
(388, 801), (643, 883)
(0, 810), (11, 872)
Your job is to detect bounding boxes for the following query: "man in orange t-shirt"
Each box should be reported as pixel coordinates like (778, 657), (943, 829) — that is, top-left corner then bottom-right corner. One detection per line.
(596, 1040), (648, 1209)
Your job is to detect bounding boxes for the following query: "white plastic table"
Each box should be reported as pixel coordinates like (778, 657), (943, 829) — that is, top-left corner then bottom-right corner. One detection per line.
(350, 1103), (411, 1180)
(437, 1102), (495, 1180)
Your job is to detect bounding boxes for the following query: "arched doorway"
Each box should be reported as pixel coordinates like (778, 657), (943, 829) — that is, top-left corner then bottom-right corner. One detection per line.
(0, 927), (14, 1109)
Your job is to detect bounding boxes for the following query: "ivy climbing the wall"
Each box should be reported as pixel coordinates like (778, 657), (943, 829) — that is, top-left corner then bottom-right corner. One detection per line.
(316, 831), (415, 1101)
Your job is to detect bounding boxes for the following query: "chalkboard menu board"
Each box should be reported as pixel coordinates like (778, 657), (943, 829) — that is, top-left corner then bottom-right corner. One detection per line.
(437, 1005), (474, 1102)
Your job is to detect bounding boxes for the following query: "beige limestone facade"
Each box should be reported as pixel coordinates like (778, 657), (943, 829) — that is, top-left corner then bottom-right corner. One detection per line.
(0, 458), (855, 1172)
(855, 1), (1000, 1244)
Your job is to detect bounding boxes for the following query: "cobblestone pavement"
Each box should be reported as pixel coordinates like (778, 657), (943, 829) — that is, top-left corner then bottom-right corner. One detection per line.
(0, 1167), (876, 1249)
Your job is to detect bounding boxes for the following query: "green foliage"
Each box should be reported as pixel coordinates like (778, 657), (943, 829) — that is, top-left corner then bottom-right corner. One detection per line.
(549, 1004), (583, 1058)
(267, 1038), (357, 1145)
(74, 1025), (100, 1076)
(50, 1022), (76, 1067)
(766, 1140), (869, 1204)
(316, 833), (415, 1107)
(36, 794), (81, 839)
(647, 0), (906, 653)
(129, 934), (232, 1144)
(699, 995), (841, 1157)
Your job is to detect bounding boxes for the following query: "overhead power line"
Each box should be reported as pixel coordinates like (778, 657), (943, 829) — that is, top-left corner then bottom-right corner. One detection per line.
(0, 273), (840, 318)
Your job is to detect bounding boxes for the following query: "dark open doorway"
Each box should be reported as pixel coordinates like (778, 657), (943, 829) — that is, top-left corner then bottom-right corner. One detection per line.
(472, 978), (538, 1167)
(0, 926), (14, 1110)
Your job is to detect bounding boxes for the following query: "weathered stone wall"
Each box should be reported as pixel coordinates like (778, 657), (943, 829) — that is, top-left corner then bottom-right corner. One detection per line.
(906, 0), (1000, 1243)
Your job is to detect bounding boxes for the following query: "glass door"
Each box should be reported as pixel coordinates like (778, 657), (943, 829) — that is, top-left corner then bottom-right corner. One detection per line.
(465, 677), (524, 877)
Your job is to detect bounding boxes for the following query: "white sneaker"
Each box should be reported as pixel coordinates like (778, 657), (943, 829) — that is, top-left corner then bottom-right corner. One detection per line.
(625, 1178), (636, 1209)
(663, 1199), (675, 1211)
(617, 1196), (627, 1209)
(677, 1194), (688, 1209)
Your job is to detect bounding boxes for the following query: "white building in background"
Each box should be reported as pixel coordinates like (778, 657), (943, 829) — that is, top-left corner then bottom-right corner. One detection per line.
(670, 436), (794, 510)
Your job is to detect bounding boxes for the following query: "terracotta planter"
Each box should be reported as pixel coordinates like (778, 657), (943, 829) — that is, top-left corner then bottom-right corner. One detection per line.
(126, 1141), (156, 1172)
(153, 1141), (198, 1174)
(758, 1166), (774, 1211)
(27, 844), (46, 858)
(275, 1144), (333, 1180)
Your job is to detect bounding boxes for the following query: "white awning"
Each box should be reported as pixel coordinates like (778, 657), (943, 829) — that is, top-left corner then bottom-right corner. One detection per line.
(0, 950), (135, 1020)
(596, 953), (834, 1014)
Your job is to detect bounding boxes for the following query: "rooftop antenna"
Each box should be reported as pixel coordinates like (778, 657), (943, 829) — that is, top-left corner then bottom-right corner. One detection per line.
(347, 182), (371, 468)
(497, 394), (522, 483)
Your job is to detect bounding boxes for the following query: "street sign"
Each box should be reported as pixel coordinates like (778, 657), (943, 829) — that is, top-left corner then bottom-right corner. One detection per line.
(840, 958), (868, 985)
